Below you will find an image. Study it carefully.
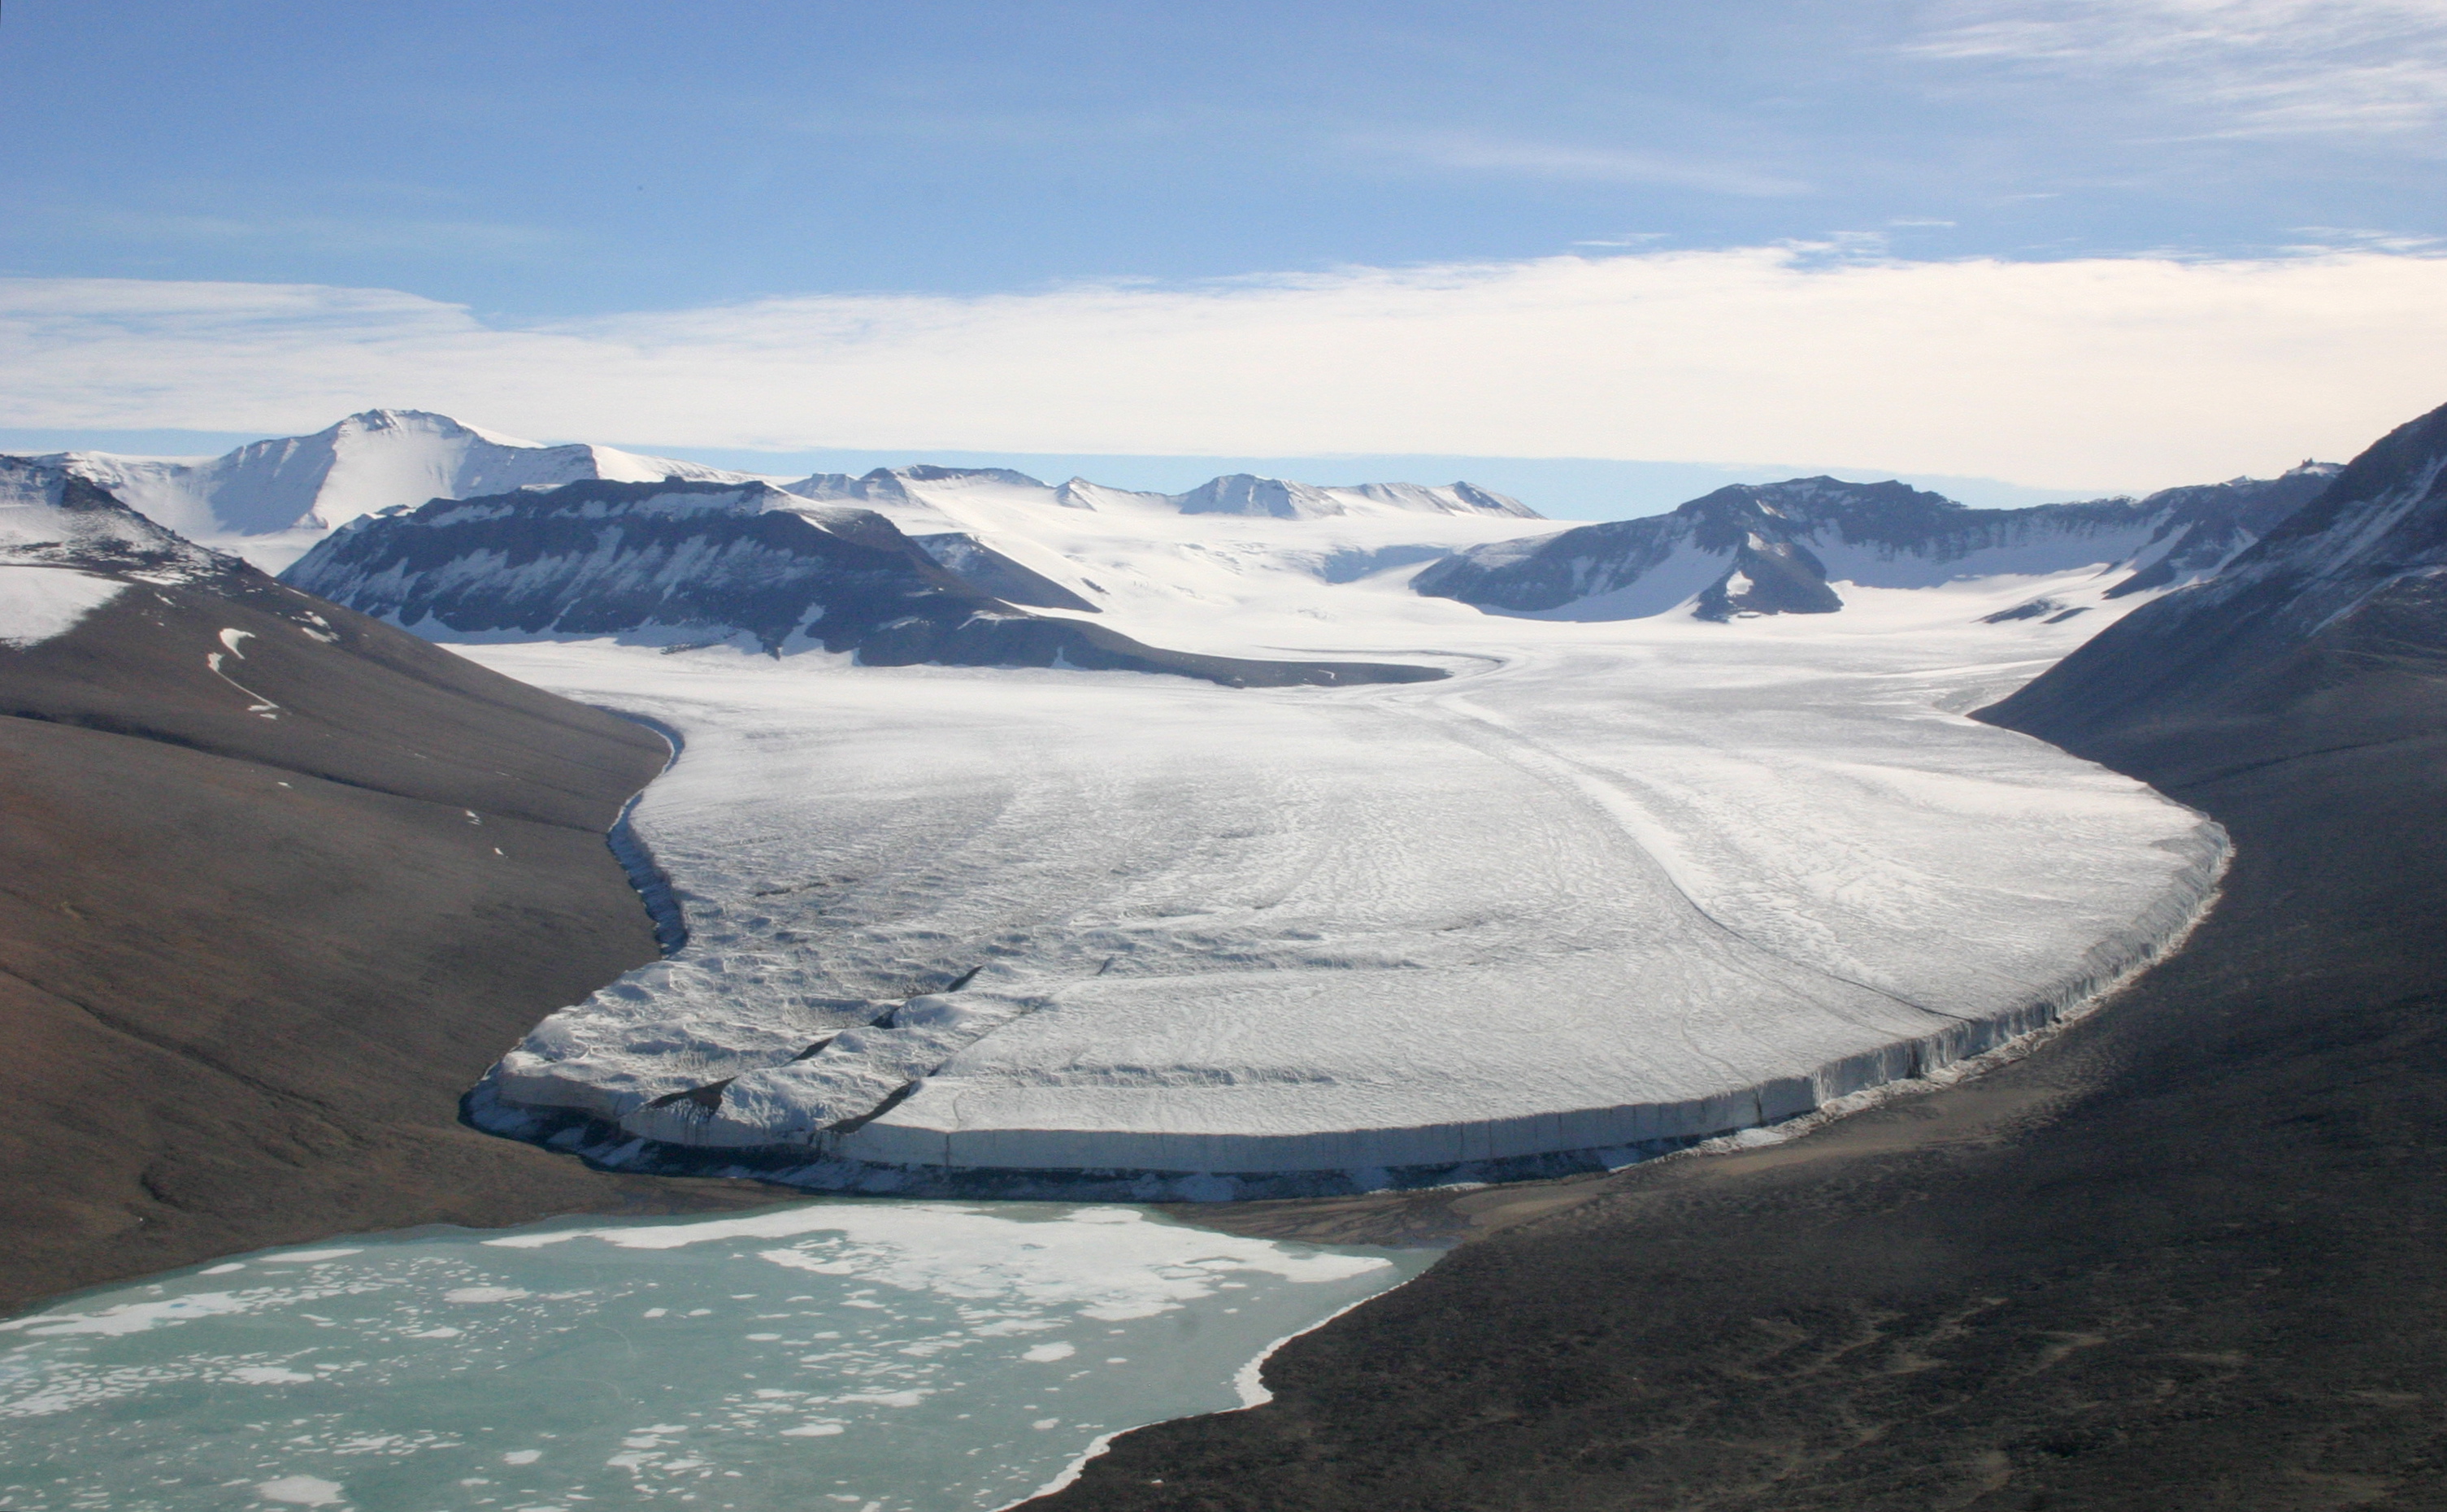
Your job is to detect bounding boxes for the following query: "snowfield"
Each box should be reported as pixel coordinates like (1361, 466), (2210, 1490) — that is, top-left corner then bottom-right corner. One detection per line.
(0, 566), (125, 648)
(460, 558), (2223, 1193)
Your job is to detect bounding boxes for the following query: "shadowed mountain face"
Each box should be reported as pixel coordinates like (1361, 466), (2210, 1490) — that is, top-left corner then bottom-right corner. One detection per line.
(0, 467), (771, 1310)
(1981, 400), (2447, 772)
(282, 479), (1445, 688)
(1415, 468), (2336, 621)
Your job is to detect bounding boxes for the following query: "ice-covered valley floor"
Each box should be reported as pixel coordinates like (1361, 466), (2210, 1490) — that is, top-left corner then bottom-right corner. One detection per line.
(459, 556), (2225, 1193)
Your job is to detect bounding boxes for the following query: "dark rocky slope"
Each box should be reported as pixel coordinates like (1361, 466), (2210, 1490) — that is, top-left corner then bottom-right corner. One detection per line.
(0, 475), (770, 1311)
(1027, 407), (2447, 1510)
(1982, 401), (2447, 765)
(285, 480), (1443, 687)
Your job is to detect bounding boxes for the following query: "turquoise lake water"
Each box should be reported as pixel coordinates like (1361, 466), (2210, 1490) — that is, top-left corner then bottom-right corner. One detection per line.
(0, 1202), (1429, 1512)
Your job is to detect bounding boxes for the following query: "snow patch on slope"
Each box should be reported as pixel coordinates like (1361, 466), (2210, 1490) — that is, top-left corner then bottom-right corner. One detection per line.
(0, 567), (126, 649)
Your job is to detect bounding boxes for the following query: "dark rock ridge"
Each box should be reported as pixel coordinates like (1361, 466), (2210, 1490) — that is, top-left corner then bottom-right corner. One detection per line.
(1982, 400), (2447, 759)
(280, 479), (1445, 688)
(0, 468), (771, 1310)
(1415, 467), (2337, 621)
(905, 531), (1099, 611)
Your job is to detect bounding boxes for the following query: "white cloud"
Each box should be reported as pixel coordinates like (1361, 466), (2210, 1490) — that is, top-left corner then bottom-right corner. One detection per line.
(1910, 0), (2447, 138)
(3, 247), (2443, 489)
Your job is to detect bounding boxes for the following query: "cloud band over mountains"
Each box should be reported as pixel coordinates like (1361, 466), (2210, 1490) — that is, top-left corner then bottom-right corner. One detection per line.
(6, 246), (2443, 491)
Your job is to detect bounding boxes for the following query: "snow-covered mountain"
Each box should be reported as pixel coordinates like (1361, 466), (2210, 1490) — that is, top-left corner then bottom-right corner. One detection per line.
(1984, 401), (2447, 745)
(785, 466), (1536, 521)
(1, 455), (245, 589)
(282, 478), (1445, 688)
(41, 410), (750, 551)
(758, 463), (1564, 657)
(1415, 467), (2339, 622)
(13, 412), (1538, 585)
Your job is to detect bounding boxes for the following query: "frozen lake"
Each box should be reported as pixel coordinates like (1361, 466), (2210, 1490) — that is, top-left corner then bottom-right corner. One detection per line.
(459, 570), (2224, 1188)
(0, 1203), (1423, 1512)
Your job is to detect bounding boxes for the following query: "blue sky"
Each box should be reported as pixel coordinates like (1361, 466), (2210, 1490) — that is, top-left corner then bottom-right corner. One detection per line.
(4, 1), (2445, 512)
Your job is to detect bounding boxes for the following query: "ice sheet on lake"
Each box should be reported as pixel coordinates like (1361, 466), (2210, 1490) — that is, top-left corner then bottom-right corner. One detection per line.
(0, 1204), (1418, 1512)
(463, 566), (2224, 1185)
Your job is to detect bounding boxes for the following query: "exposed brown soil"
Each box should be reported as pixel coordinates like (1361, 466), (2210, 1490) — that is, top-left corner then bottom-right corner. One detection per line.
(1028, 668), (2447, 1506)
(0, 571), (776, 1314)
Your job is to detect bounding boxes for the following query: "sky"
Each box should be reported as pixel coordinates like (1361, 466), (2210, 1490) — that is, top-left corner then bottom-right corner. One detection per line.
(3, 0), (2445, 515)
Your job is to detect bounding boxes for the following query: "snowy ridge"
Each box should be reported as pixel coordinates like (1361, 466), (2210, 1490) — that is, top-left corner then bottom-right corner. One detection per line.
(49, 409), (750, 540)
(2111, 421), (2445, 647)
(1416, 467), (2339, 622)
(0, 455), (245, 585)
(14, 410), (1542, 583)
(751, 464), (1571, 655)
(785, 467), (1536, 523)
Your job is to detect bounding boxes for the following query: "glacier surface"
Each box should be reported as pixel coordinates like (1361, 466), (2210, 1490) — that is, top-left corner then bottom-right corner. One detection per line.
(461, 554), (2223, 1191)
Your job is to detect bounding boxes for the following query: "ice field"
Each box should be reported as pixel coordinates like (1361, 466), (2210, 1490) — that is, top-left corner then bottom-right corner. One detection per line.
(460, 550), (2226, 1188)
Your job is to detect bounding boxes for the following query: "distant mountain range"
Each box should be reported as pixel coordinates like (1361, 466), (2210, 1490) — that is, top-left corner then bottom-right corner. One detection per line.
(7, 406), (2387, 680)
(280, 477), (1447, 688)
(46, 410), (743, 540)
(27, 410), (1535, 555)
(789, 463), (1536, 521)
(1415, 467), (2341, 622)
(20, 407), (2360, 643)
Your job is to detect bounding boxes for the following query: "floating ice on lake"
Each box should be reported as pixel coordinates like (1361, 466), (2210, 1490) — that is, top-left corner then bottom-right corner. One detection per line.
(0, 1204), (1420, 1511)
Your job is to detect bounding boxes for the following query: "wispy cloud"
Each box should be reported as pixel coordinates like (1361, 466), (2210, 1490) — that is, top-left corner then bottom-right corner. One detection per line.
(2, 247), (2442, 489)
(1353, 132), (1811, 197)
(1910, 0), (2447, 139)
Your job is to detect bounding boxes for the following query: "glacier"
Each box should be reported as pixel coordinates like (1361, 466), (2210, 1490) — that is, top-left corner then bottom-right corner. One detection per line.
(457, 552), (2226, 1194)
(2, 415), (2257, 1195)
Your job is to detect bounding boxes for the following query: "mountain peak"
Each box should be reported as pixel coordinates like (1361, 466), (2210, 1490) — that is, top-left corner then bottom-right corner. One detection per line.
(328, 409), (544, 450)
